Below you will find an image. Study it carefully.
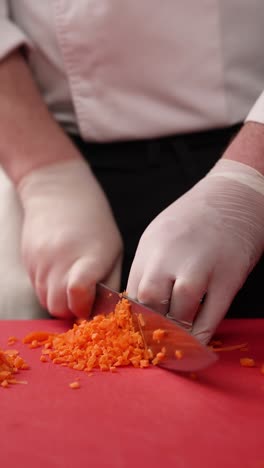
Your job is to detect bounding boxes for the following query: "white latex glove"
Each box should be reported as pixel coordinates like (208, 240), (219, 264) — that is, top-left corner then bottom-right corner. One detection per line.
(18, 159), (123, 319)
(127, 159), (264, 344)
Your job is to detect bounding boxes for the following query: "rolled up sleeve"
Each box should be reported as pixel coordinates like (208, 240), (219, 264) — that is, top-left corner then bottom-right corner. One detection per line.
(245, 91), (264, 125)
(0, 0), (32, 61)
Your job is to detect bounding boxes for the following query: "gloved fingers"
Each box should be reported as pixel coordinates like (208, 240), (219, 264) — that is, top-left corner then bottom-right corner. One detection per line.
(127, 255), (173, 315)
(103, 255), (123, 291)
(35, 281), (48, 310)
(46, 273), (72, 319)
(22, 241), (52, 289)
(67, 255), (122, 319)
(126, 263), (142, 301)
(136, 275), (174, 316)
(166, 274), (209, 330)
(66, 257), (102, 319)
(191, 282), (234, 344)
(34, 257), (71, 312)
(21, 246), (37, 286)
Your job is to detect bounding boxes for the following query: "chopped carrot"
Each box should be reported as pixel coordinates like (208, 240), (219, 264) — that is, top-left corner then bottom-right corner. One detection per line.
(152, 351), (166, 366)
(7, 336), (18, 345)
(209, 343), (248, 352)
(175, 349), (184, 360)
(23, 331), (52, 345)
(152, 329), (166, 342)
(137, 313), (145, 327)
(69, 381), (80, 389)
(147, 348), (154, 360)
(8, 379), (28, 385)
(151, 358), (159, 366)
(24, 298), (151, 372)
(156, 352), (166, 360)
(240, 357), (256, 368)
(0, 348), (29, 388)
(40, 355), (48, 363)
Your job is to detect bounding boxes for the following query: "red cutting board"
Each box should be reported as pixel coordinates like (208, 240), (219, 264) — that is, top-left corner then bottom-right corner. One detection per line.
(0, 319), (264, 468)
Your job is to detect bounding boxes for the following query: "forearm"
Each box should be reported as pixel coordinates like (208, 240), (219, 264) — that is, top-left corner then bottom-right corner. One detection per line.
(222, 122), (264, 176)
(0, 51), (82, 185)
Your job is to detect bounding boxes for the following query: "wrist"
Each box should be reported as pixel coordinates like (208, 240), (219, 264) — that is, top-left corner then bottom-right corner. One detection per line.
(5, 136), (83, 188)
(208, 159), (264, 197)
(17, 158), (93, 199)
(205, 122), (264, 197)
(222, 122), (264, 175)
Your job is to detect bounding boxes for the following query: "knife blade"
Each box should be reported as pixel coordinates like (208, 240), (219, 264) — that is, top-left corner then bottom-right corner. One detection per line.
(91, 283), (217, 372)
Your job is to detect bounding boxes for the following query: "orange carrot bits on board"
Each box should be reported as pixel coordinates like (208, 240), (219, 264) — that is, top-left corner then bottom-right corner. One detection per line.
(30, 297), (149, 374)
(23, 331), (52, 345)
(209, 342), (248, 352)
(152, 329), (166, 343)
(152, 351), (166, 366)
(40, 355), (48, 363)
(137, 313), (145, 327)
(1, 379), (9, 388)
(0, 348), (28, 388)
(240, 357), (256, 368)
(175, 349), (184, 360)
(69, 381), (80, 389)
(7, 336), (18, 346)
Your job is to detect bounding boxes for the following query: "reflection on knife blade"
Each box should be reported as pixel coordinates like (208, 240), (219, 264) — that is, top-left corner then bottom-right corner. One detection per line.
(93, 283), (218, 372)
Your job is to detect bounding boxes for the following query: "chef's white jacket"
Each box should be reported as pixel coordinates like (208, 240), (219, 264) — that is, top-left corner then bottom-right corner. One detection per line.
(1, 0), (264, 142)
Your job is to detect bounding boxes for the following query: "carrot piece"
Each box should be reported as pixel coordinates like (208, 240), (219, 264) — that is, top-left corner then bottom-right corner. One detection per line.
(0, 371), (12, 382)
(8, 379), (28, 385)
(152, 350), (166, 366)
(175, 349), (184, 360)
(23, 331), (52, 344)
(147, 348), (154, 360)
(152, 329), (166, 342)
(7, 336), (18, 345)
(69, 381), (80, 389)
(240, 357), (256, 367)
(209, 343), (248, 352)
(137, 313), (145, 327)
(1, 380), (9, 388)
(40, 355), (48, 363)
(0, 348), (28, 388)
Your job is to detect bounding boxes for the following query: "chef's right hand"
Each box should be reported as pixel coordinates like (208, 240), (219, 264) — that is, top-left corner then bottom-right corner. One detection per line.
(17, 159), (123, 319)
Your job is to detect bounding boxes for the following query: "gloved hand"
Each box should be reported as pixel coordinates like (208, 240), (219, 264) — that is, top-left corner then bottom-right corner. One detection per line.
(127, 159), (264, 344)
(18, 159), (123, 319)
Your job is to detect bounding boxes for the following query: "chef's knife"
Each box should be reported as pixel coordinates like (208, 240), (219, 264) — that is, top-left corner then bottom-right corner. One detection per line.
(91, 283), (218, 372)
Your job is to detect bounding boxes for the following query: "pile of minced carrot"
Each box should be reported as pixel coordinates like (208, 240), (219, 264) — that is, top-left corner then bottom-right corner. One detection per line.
(30, 298), (153, 372)
(1, 297), (264, 389)
(1, 297), (164, 389)
(0, 337), (29, 388)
